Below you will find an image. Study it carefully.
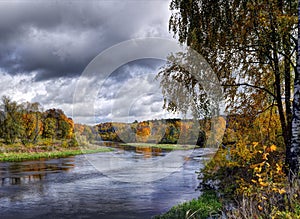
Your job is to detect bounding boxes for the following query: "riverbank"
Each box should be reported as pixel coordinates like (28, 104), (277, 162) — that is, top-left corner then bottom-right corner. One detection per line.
(154, 190), (222, 219)
(156, 145), (300, 219)
(0, 139), (113, 162)
(0, 140), (199, 162)
(121, 142), (199, 150)
(0, 147), (113, 162)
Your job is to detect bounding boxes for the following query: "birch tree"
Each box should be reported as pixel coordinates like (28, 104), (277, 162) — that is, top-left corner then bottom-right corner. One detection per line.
(158, 0), (299, 174)
(289, 0), (300, 175)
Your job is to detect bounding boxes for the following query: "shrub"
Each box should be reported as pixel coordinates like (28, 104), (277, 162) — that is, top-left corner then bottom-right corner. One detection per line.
(68, 137), (78, 147)
(154, 191), (222, 219)
(200, 119), (300, 219)
(61, 140), (69, 148)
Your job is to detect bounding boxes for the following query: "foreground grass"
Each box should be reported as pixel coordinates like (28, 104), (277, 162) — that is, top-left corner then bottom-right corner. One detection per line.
(121, 142), (199, 150)
(0, 147), (113, 162)
(154, 191), (222, 219)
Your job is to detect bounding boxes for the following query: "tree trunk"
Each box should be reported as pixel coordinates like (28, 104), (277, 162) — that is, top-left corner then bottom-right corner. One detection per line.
(289, 0), (300, 176)
(284, 35), (292, 168)
(272, 35), (288, 149)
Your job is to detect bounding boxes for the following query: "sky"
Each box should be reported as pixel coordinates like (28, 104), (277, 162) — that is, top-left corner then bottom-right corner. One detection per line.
(0, 0), (183, 125)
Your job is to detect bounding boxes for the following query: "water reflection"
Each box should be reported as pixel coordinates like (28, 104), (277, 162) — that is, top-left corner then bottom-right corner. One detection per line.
(135, 146), (163, 158)
(0, 143), (168, 186)
(0, 157), (75, 186)
(1, 175), (42, 185)
(0, 147), (215, 218)
(102, 141), (166, 158)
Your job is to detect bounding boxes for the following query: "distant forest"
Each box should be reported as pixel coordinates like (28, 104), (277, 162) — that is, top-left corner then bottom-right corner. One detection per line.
(0, 96), (226, 148)
(92, 117), (226, 147)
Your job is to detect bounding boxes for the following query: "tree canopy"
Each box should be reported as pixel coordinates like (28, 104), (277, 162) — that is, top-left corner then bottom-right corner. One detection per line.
(0, 96), (74, 146)
(157, 0), (299, 174)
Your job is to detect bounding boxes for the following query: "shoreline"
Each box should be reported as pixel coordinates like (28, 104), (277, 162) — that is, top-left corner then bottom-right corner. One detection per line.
(0, 147), (113, 162)
(120, 142), (200, 150)
(0, 142), (199, 162)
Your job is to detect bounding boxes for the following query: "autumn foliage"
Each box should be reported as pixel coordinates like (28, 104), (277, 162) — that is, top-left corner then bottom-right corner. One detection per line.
(96, 118), (224, 146)
(200, 109), (300, 218)
(0, 96), (75, 147)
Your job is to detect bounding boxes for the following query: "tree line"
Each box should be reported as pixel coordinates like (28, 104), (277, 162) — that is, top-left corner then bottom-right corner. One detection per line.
(96, 118), (225, 146)
(0, 96), (74, 145)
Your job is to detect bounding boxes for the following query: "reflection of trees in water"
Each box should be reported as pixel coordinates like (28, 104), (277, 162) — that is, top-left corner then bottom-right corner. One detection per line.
(1, 173), (45, 186)
(1, 157), (75, 186)
(1, 177), (46, 203)
(103, 142), (163, 158)
(135, 147), (162, 158)
(7, 175), (43, 185)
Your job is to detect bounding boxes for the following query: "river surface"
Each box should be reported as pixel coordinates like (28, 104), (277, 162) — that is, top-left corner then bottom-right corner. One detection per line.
(0, 147), (215, 219)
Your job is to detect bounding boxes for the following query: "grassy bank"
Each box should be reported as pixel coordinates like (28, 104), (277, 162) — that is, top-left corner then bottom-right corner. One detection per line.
(0, 147), (113, 162)
(0, 141), (198, 162)
(154, 190), (222, 219)
(121, 142), (199, 150)
(0, 138), (113, 162)
(0, 147), (112, 162)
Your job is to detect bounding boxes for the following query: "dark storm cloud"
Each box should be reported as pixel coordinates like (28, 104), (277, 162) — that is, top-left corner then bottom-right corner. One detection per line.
(100, 58), (166, 89)
(0, 1), (170, 81)
(0, 0), (174, 124)
(0, 2), (104, 80)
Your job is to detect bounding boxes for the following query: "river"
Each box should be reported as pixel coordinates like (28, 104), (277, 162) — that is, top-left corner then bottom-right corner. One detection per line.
(0, 147), (215, 219)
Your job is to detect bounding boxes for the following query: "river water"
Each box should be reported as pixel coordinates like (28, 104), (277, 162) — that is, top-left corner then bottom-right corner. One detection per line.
(0, 147), (215, 219)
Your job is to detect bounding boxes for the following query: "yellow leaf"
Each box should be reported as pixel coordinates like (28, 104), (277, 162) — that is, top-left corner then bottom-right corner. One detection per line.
(256, 173), (262, 178)
(270, 145), (277, 152)
(276, 164), (282, 173)
(258, 205), (263, 211)
(254, 167), (262, 173)
(259, 181), (268, 187)
(253, 142), (259, 148)
(278, 189), (286, 194)
(262, 153), (269, 160)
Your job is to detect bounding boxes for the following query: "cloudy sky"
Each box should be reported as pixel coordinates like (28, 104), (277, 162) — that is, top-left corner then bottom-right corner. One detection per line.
(0, 0), (186, 124)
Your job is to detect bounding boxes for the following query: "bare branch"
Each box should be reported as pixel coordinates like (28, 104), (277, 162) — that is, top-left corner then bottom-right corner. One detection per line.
(222, 83), (276, 98)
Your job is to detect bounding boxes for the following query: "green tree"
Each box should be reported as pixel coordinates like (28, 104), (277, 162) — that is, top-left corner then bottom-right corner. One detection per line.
(0, 96), (23, 144)
(158, 0), (298, 174)
(42, 117), (56, 140)
(58, 119), (71, 139)
(44, 108), (74, 140)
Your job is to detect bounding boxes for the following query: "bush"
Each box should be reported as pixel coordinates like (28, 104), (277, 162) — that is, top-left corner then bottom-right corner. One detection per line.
(199, 109), (300, 218)
(68, 137), (78, 147)
(154, 191), (222, 219)
(61, 140), (69, 148)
